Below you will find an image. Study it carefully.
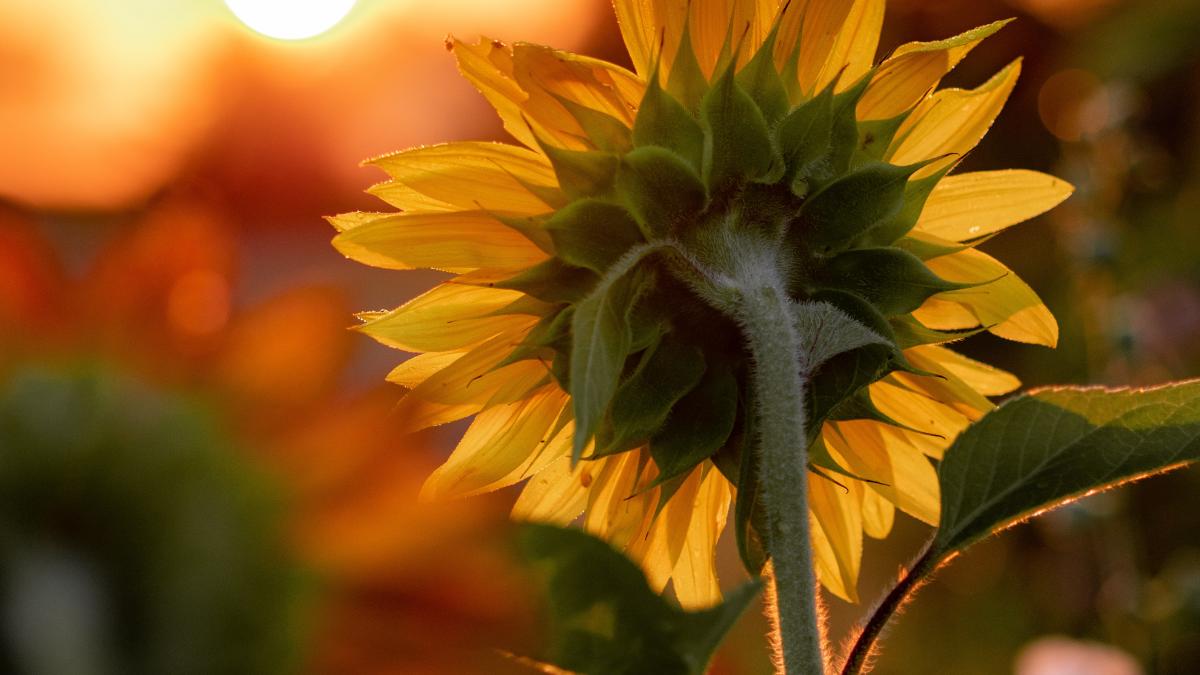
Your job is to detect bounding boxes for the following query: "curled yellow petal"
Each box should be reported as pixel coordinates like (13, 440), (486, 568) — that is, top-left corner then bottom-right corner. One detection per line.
(366, 141), (560, 215)
(888, 59), (1022, 177)
(857, 19), (1011, 120)
(386, 351), (466, 389)
(331, 211), (549, 274)
(422, 385), (569, 499)
(451, 37), (537, 150)
(927, 248), (1059, 347)
(913, 296), (981, 330)
(359, 283), (537, 353)
(860, 487), (894, 539)
(915, 170), (1074, 242)
(825, 421), (941, 525)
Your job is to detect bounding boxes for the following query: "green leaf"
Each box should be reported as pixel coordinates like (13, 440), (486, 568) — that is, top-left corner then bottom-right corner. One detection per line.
(843, 380), (1200, 675)
(617, 146), (708, 239)
(936, 382), (1200, 553)
(515, 523), (761, 675)
(826, 73), (874, 178)
(544, 199), (645, 273)
(600, 338), (707, 456)
(792, 162), (919, 254)
(812, 247), (965, 316)
(650, 363), (739, 483)
(633, 66), (706, 170)
(495, 257), (598, 304)
(735, 27), (790, 124)
(701, 63), (775, 190)
(570, 248), (660, 462)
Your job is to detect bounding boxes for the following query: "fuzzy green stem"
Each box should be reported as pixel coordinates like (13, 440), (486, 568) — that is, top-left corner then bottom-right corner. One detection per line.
(738, 282), (825, 675)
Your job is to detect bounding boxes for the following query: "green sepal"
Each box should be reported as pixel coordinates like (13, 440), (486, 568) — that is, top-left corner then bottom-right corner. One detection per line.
(894, 231), (971, 260)
(865, 163), (954, 246)
(571, 264), (652, 463)
(890, 315), (989, 349)
(487, 294), (557, 319)
(791, 161), (922, 255)
(617, 146), (708, 239)
(665, 21), (709, 114)
(807, 344), (897, 444)
(599, 337), (707, 457)
(825, 71), (875, 180)
(494, 257), (598, 304)
(491, 212), (556, 254)
(554, 95), (634, 153)
(813, 247), (967, 316)
(649, 363), (738, 484)
(701, 62), (775, 191)
(851, 112), (910, 168)
(735, 24), (790, 125)
(777, 79), (835, 196)
(544, 199), (646, 273)
(514, 522), (761, 675)
(633, 63), (706, 170)
(539, 140), (620, 201)
(497, 307), (573, 368)
(828, 389), (944, 443)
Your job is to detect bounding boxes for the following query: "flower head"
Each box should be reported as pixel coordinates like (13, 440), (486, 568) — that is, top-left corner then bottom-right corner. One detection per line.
(333, 0), (1073, 605)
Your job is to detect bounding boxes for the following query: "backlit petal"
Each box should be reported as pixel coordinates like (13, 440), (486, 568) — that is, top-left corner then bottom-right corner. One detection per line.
(809, 473), (862, 603)
(927, 248), (1059, 347)
(811, 0), (885, 93)
(359, 283), (537, 353)
(671, 467), (732, 609)
(627, 466), (704, 593)
(513, 454), (599, 524)
(915, 170), (1074, 241)
(825, 420), (940, 525)
(908, 344), (1021, 396)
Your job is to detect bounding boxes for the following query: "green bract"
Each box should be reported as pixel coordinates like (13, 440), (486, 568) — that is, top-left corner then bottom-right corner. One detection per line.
(487, 32), (975, 496)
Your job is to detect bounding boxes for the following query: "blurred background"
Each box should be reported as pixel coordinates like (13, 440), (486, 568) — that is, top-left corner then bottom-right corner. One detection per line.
(0, 0), (1198, 673)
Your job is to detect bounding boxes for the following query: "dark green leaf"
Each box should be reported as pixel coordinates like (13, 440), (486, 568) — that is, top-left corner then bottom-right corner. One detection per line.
(571, 256), (655, 461)
(650, 363), (739, 483)
(701, 64), (775, 190)
(793, 162), (919, 254)
(826, 73), (874, 179)
(617, 146), (708, 239)
(864, 166), (953, 246)
(736, 27), (790, 124)
(851, 113), (910, 168)
(544, 199), (645, 273)
(601, 338), (707, 456)
(777, 81), (834, 195)
(813, 247), (965, 316)
(936, 382), (1200, 553)
(791, 301), (891, 374)
(665, 22), (709, 114)
(495, 257), (598, 304)
(515, 523), (760, 675)
(499, 308), (573, 367)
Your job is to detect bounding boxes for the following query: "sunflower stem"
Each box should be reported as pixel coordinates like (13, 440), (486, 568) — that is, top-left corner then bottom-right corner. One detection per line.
(737, 280), (825, 675)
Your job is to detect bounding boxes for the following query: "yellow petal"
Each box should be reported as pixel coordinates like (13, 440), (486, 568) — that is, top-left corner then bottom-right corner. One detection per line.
(913, 296), (981, 330)
(795, 0), (855, 95)
(585, 450), (658, 550)
(626, 466), (704, 593)
(888, 59), (1022, 177)
(359, 283), (537, 353)
(870, 380), (970, 447)
(422, 385), (569, 499)
(809, 472), (862, 602)
(512, 43), (643, 131)
(860, 487), (894, 539)
(366, 141), (560, 215)
(613, 0), (683, 79)
(915, 170), (1074, 242)
(857, 19), (1010, 120)
(926, 248), (1059, 347)
(888, 368), (993, 422)
(331, 210), (549, 274)
(326, 211), (392, 233)
(512, 454), (595, 525)
(811, 0), (885, 93)
(908, 344), (1021, 396)
(687, 0), (764, 77)
(451, 37), (537, 150)
(395, 329), (551, 430)
(825, 421), (940, 525)
(671, 466), (732, 609)
(386, 351), (466, 389)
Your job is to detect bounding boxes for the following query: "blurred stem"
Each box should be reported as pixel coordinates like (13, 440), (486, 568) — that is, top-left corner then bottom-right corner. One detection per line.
(738, 283), (825, 675)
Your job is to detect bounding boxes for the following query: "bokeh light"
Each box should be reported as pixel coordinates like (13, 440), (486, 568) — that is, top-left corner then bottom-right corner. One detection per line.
(224, 0), (357, 40)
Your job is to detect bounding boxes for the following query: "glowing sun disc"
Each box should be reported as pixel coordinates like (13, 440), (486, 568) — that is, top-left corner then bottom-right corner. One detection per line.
(225, 0), (357, 40)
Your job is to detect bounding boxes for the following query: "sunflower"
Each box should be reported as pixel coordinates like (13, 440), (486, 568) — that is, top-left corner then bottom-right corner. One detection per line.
(332, 0), (1072, 607)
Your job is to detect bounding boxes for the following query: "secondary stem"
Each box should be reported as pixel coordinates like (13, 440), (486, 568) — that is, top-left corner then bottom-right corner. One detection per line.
(738, 283), (825, 675)
(840, 546), (937, 675)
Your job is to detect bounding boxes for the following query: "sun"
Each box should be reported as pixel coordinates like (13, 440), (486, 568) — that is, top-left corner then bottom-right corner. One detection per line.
(224, 0), (357, 41)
